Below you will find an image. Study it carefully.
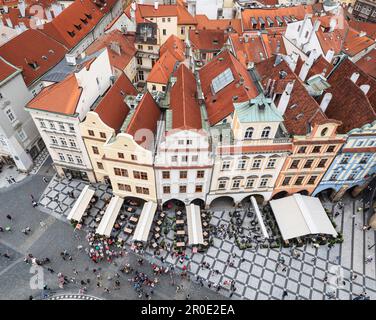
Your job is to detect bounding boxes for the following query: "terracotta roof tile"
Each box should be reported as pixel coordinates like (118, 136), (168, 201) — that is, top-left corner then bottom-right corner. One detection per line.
(256, 57), (328, 135)
(86, 30), (137, 71)
(0, 29), (67, 86)
(189, 29), (228, 52)
(27, 73), (82, 115)
(176, 3), (196, 25)
(160, 34), (185, 61)
(195, 15), (242, 34)
(349, 20), (376, 40)
(170, 64), (201, 130)
(0, 56), (19, 83)
(306, 55), (334, 79)
(355, 48), (376, 79)
(125, 91), (161, 147)
(40, 0), (104, 49)
(147, 50), (178, 85)
(94, 73), (136, 132)
(199, 50), (259, 125)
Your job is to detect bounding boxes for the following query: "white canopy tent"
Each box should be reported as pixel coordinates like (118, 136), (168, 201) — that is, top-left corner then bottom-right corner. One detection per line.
(133, 201), (157, 242)
(96, 195), (124, 237)
(270, 194), (338, 240)
(186, 204), (204, 245)
(251, 196), (269, 239)
(67, 185), (95, 222)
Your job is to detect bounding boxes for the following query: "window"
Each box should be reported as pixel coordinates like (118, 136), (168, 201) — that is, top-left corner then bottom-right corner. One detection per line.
(134, 171), (148, 180)
(282, 176), (291, 186)
(312, 146), (321, 153)
(192, 155), (198, 162)
(69, 124), (75, 132)
(232, 179), (241, 189)
(294, 176), (304, 185)
(67, 154), (74, 163)
(75, 156), (83, 164)
(290, 160), (300, 169)
(163, 29), (166, 35)
(180, 171), (187, 179)
(179, 185), (187, 193)
(197, 171), (205, 178)
(5, 108), (16, 123)
(50, 136), (58, 145)
(92, 146), (99, 154)
(221, 161), (231, 170)
(195, 185), (203, 193)
(181, 27), (185, 35)
(59, 137), (67, 146)
(171, 156), (178, 162)
(88, 130), (94, 136)
(17, 129), (27, 142)
(118, 152), (124, 159)
(237, 160), (246, 170)
(244, 127), (254, 139)
(266, 158), (276, 168)
(246, 178), (255, 188)
(368, 140), (375, 146)
(163, 186), (170, 194)
(162, 86), (166, 92)
(307, 176), (317, 185)
(39, 120), (46, 128)
(181, 155), (188, 162)
(100, 132), (106, 139)
(298, 146), (307, 154)
(167, 18), (171, 22)
(252, 159), (262, 169)
(152, 85), (156, 91)
(340, 155), (350, 164)
(68, 139), (76, 148)
(148, 46), (153, 51)
(317, 159), (327, 168)
(329, 172), (339, 181)
(259, 178), (268, 188)
(320, 127), (328, 136)
(218, 180), (227, 189)
(137, 57), (143, 65)
(301, 159), (313, 169)
(261, 127), (271, 138)
(59, 123), (65, 131)
(186, 140), (192, 145)
(359, 155), (370, 164)
(138, 70), (144, 81)
(118, 184), (131, 192)
(131, 154), (137, 161)
(348, 171), (357, 180)
(97, 162), (104, 169)
(162, 18), (166, 22)
(137, 44), (143, 50)
(162, 171), (170, 179)
(178, 140), (184, 145)
(326, 145), (336, 153)
(114, 168), (128, 177)
(58, 153), (65, 161)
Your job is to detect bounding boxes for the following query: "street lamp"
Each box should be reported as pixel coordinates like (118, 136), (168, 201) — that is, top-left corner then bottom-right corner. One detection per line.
(54, 195), (63, 212)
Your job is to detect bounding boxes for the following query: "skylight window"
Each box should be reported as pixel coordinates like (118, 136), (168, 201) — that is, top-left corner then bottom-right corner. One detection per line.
(211, 68), (234, 94)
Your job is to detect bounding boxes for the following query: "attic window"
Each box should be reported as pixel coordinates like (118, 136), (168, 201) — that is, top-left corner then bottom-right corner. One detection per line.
(85, 13), (92, 20)
(213, 39), (219, 45)
(289, 104), (297, 109)
(28, 61), (39, 70)
(120, 90), (125, 96)
(48, 49), (55, 54)
(67, 30), (76, 37)
(232, 96), (238, 101)
(296, 113), (304, 120)
(74, 24), (82, 30)
(80, 18), (88, 25)
(42, 55), (47, 60)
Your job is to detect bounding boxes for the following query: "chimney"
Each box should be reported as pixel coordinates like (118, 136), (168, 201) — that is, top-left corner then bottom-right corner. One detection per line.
(18, 1), (26, 18)
(154, 1), (159, 10)
(3, 6), (8, 13)
(45, 9), (53, 22)
(319, 92), (332, 113)
(350, 72), (360, 84)
(325, 49), (334, 64)
(277, 81), (294, 115)
(329, 17), (336, 33)
(299, 50), (316, 81)
(359, 31), (367, 37)
(5, 18), (13, 28)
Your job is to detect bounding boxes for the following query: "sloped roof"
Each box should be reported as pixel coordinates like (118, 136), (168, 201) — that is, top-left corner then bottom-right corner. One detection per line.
(147, 50), (178, 85)
(306, 55), (334, 79)
(348, 20), (376, 40)
(40, 0), (103, 49)
(170, 64), (201, 130)
(195, 14), (242, 34)
(27, 73), (82, 115)
(0, 56), (19, 83)
(86, 30), (137, 71)
(94, 73), (136, 132)
(125, 91), (161, 147)
(189, 29), (228, 52)
(176, 3), (197, 25)
(199, 50), (259, 125)
(0, 29), (67, 86)
(160, 34), (185, 61)
(256, 57), (329, 135)
(355, 48), (376, 79)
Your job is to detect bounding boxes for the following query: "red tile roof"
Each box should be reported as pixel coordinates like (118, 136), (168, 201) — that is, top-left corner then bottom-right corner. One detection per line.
(170, 64), (201, 130)
(0, 57), (19, 83)
(306, 55), (334, 79)
(355, 48), (376, 79)
(27, 73), (82, 115)
(195, 14), (242, 34)
(94, 73), (136, 132)
(176, 3), (196, 25)
(189, 29), (228, 52)
(125, 91), (161, 147)
(241, 6), (314, 31)
(86, 30), (137, 72)
(256, 57), (329, 135)
(160, 34), (185, 62)
(0, 29), (67, 86)
(147, 50), (178, 85)
(198, 50), (259, 125)
(40, 0), (103, 49)
(261, 32), (286, 57)
(349, 20), (376, 40)
(138, 4), (177, 17)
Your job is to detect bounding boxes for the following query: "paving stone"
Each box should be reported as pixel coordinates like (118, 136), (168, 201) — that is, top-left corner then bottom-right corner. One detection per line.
(224, 266), (236, 278)
(236, 270), (248, 283)
(251, 265), (263, 278)
(263, 269), (274, 282)
(213, 260), (225, 273)
(239, 260), (252, 272)
(217, 251), (229, 262)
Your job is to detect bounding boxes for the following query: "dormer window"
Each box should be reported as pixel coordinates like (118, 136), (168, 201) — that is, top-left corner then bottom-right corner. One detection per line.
(28, 61), (39, 70)
(74, 24), (82, 30)
(261, 126), (271, 138)
(67, 30), (75, 37)
(244, 127), (254, 140)
(80, 18), (88, 25)
(85, 13), (92, 20)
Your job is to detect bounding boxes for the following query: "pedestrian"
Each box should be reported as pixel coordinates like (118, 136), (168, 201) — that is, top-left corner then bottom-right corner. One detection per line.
(30, 194), (34, 201)
(186, 294), (190, 300)
(282, 290), (288, 299)
(32, 200), (38, 207)
(47, 268), (54, 273)
(10, 176), (16, 183)
(3, 253), (10, 259)
(42, 177), (48, 183)
(6, 214), (12, 220)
